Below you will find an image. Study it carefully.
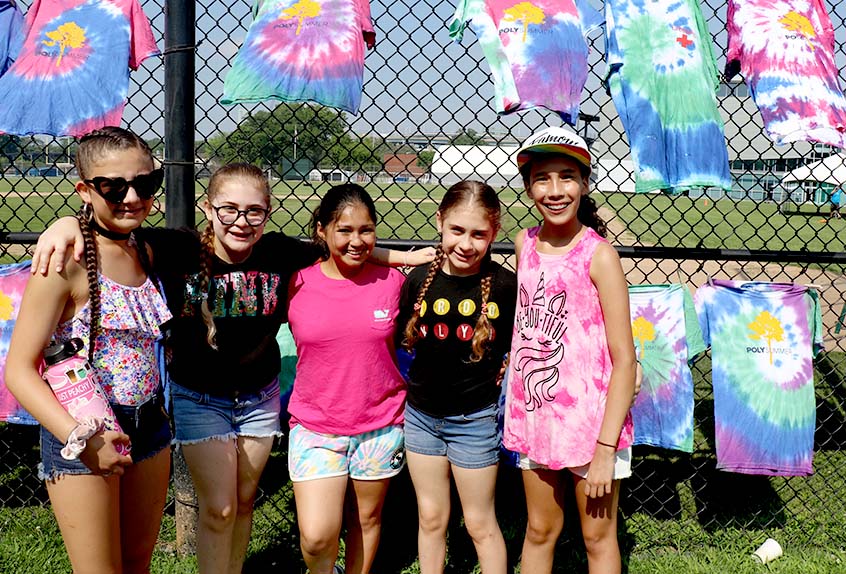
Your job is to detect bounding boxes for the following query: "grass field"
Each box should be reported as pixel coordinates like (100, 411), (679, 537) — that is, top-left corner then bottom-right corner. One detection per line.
(2, 178), (844, 572)
(2, 350), (845, 573)
(3, 179), (846, 253)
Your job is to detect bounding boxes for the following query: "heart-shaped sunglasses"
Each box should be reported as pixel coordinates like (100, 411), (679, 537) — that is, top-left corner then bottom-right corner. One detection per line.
(84, 168), (164, 203)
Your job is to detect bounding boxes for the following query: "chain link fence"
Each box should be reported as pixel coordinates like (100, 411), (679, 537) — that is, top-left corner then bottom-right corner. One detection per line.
(2, 0), (846, 570)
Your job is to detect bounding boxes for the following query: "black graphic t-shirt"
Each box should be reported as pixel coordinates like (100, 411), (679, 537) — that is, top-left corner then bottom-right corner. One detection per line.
(143, 228), (321, 396)
(398, 262), (517, 417)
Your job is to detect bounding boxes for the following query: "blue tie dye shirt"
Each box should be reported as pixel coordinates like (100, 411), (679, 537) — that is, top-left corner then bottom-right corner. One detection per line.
(604, 0), (732, 194)
(695, 280), (822, 476)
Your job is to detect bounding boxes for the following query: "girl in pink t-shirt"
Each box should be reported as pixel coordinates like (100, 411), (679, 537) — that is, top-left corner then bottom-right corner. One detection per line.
(504, 127), (636, 573)
(287, 184), (407, 574)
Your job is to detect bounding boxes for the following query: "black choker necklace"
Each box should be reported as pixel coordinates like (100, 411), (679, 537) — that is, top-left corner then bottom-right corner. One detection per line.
(89, 218), (132, 241)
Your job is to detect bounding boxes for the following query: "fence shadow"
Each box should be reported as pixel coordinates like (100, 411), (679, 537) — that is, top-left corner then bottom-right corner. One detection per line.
(624, 450), (690, 520)
(815, 352), (846, 451)
(690, 464), (785, 532)
(0, 423), (47, 508)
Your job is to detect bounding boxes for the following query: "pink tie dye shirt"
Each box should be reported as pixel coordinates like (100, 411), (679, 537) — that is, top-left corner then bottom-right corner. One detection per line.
(725, 0), (846, 148)
(503, 226), (633, 469)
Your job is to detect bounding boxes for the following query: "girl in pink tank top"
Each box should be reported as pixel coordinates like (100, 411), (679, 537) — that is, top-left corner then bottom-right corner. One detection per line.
(504, 127), (637, 574)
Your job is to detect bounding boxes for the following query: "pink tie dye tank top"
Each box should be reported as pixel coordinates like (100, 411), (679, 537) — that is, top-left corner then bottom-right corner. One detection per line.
(503, 226), (633, 469)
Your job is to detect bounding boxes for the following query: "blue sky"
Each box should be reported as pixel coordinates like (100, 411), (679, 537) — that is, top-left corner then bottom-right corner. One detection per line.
(16, 0), (846, 144)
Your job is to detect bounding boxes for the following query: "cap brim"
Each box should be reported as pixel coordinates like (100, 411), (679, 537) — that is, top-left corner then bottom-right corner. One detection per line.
(517, 144), (591, 170)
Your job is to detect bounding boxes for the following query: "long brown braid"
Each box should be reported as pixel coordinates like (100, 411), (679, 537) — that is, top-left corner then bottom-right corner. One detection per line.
(198, 163), (272, 349)
(402, 244), (445, 351)
(76, 205), (101, 363)
(403, 180), (501, 363)
(74, 127), (154, 363)
(470, 262), (494, 362)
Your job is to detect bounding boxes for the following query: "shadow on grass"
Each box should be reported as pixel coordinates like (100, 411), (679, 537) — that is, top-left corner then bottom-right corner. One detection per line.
(243, 440), (305, 573)
(0, 423), (47, 508)
(814, 352), (846, 451)
(690, 463), (785, 532)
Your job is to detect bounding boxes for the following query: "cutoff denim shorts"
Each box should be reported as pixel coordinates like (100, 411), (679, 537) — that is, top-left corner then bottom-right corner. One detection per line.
(170, 380), (282, 445)
(39, 393), (172, 481)
(404, 402), (500, 469)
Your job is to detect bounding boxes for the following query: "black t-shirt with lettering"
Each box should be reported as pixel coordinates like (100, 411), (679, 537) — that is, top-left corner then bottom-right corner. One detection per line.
(142, 228), (321, 397)
(397, 262), (517, 417)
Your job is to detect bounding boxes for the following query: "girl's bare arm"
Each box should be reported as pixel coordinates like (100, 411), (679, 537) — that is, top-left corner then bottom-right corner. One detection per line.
(585, 242), (637, 498)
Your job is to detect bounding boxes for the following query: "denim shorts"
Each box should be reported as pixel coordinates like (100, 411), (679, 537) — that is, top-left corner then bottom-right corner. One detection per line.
(170, 380), (282, 445)
(404, 402), (500, 469)
(288, 423), (405, 482)
(39, 393), (172, 481)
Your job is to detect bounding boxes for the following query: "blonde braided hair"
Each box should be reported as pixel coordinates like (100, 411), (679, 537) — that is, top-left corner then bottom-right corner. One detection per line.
(403, 180), (501, 363)
(198, 223), (218, 349)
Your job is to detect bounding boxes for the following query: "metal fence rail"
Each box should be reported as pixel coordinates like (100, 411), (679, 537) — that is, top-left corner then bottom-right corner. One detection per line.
(2, 0), (845, 570)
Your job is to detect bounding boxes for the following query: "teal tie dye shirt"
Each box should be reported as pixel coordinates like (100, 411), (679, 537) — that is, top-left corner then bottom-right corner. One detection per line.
(604, 0), (732, 194)
(222, 0), (375, 114)
(694, 280), (822, 476)
(629, 284), (705, 453)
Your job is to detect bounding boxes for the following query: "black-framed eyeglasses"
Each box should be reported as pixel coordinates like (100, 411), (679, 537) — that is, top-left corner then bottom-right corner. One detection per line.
(211, 205), (270, 227)
(84, 168), (164, 204)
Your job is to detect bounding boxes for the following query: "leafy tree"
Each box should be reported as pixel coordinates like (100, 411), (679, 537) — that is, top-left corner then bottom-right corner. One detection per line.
(631, 317), (656, 360)
(281, 0), (322, 36)
(450, 129), (484, 145)
(218, 103), (349, 170)
(503, 2), (546, 43)
(417, 150), (435, 171)
(0, 135), (21, 163)
(43, 21), (86, 66)
(748, 310), (784, 365)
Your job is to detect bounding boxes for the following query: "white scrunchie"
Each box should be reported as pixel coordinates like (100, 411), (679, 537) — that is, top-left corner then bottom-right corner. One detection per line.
(60, 417), (104, 461)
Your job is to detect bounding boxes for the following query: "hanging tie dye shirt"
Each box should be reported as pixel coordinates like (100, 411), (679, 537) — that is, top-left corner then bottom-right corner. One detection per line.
(503, 227), (634, 469)
(0, 261), (36, 425)
(221, 0), (375, 114)
(449, 0), (602, 124)
(725, 0), (846, 148)
(694, 280), (822, 476)
(629, 283), (705, 453)
(0, 0), (158, 137)
(604, 0), (732, 194)
(0, 1), (23, 76)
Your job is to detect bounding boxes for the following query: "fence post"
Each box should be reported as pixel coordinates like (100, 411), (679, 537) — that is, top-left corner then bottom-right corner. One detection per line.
(164, 0), (197, 556)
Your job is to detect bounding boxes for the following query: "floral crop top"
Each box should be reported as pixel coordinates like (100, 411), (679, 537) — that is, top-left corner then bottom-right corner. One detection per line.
(54, 274), (172, 406)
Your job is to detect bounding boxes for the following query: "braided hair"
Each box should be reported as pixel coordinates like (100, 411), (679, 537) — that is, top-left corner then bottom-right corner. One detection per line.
(403, 180), (501, 363)
(198, 163), (271, 349)
(74, 127), (154, 362)
(519, 154), (607, 238)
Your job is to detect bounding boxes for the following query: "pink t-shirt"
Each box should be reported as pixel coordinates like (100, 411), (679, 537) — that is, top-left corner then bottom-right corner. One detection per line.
(287, 262), (406, 435)
(504, 226), (633, 469)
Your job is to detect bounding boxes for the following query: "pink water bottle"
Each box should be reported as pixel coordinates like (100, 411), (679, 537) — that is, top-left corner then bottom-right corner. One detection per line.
(43, 338), (131, 456)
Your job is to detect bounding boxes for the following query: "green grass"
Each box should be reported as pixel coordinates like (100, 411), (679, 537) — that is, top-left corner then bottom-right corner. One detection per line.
(3, 179), (843, 254)
(4, 344), (846, 574)
(2, 181), (845, 572)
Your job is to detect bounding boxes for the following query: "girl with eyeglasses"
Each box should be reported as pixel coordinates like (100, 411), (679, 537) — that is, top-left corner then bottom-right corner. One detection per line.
(32, 163), (433, 574)
(6, 127), (172, 573)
